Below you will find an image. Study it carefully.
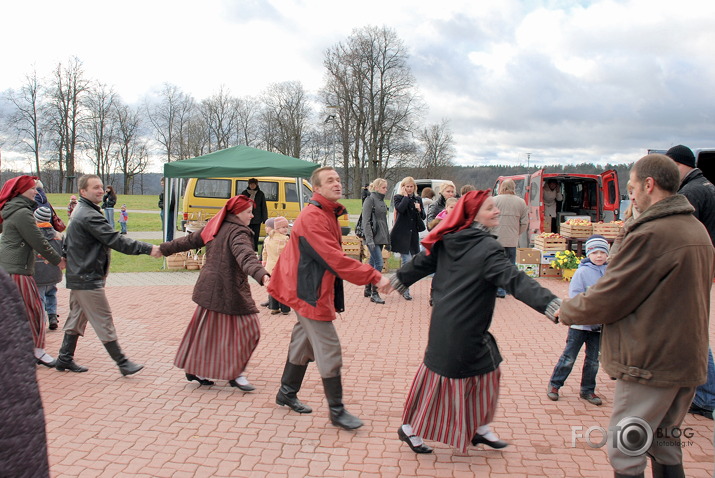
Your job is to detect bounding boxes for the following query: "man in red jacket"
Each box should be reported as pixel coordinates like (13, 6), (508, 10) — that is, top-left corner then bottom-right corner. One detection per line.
(268, 167), (390, 430)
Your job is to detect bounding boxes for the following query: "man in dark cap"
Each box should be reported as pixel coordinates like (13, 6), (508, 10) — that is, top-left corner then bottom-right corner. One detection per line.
(666, 144), (715, 421)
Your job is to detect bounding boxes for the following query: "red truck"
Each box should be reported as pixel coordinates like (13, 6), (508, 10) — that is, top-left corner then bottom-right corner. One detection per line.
(493, 169), (620, 246)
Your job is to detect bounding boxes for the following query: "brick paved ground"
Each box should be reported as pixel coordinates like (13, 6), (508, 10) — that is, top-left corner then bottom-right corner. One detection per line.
(37, 274), (714, 477)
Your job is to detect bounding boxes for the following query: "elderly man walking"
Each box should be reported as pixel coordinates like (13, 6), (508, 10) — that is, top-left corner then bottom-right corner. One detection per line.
(559, 154), (714, 478)
(57, 174), (162, 376)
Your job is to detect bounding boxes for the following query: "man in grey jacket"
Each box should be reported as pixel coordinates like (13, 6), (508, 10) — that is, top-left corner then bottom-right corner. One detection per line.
(493, 179), (528, 298)
(56, 174), (162, 376)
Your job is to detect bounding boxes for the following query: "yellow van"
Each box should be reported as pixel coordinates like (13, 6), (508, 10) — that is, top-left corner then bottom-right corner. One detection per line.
(181, 177), (351, 236)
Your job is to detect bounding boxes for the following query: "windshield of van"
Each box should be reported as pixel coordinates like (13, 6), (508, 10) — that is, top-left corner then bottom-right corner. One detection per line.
(235, 180), (279, 201)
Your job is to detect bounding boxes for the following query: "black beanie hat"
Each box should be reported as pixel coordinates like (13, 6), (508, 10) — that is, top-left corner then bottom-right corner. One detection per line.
(665, 145), (696, 168)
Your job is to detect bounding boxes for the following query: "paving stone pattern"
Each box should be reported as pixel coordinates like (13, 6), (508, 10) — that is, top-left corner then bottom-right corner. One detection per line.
(39, 276), (715, 477)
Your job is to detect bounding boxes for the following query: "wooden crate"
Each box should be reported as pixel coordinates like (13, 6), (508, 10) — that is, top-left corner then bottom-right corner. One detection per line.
(560, 222), (593, 238)
(341, 235), (362, 256)
(592, 222), (622, 239)
(534, 235), (567, 251)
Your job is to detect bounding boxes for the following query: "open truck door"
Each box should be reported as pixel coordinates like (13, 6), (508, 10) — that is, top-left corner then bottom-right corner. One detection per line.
(527, 169), (544, 244)
(599, 170), (620, 221)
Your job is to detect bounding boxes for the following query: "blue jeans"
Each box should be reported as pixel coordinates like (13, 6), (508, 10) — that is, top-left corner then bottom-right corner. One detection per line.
(37, 284), (58, 315)
(368, 244), (384, 272)
(692, 348), (715, 411)
(105, 208), (115, 229)
(497, 247), (516, 297)
(549, 328), (601, 395)
(120, 221), (127, 233)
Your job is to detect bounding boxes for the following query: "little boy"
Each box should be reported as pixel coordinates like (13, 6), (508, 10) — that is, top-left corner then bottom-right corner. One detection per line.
(547, 235), (609, 406)
(33, 206), (64, 330)
(119, 204), (128, 234)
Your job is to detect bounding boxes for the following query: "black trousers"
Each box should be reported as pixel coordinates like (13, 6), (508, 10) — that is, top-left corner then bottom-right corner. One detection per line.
(248, 223), (261, 251)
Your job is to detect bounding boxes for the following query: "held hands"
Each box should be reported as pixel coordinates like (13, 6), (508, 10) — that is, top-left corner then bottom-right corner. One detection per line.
(58, 257), (67, 270)
(376, 275), (392, 295)
(150, 245), (163, 258)
(262, 275), (270, 286)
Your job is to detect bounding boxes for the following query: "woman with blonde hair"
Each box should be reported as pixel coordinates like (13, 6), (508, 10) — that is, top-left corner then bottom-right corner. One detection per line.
(389, 177), (425, 301)
(361, 178), (389, 304)
(426, 181), (456, 229)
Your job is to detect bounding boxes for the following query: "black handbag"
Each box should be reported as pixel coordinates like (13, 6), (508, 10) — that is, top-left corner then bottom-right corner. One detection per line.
(355, 205), (375, 239)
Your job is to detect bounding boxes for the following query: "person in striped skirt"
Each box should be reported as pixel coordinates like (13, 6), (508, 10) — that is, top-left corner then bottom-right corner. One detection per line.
(159, 195), (270, 390)
(0, 176), (65, 368)
(390, 190), (561, 454)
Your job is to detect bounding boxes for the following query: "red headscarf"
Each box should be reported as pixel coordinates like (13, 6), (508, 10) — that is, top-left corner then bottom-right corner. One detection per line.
(420, 190), (491, 254)
(200, 195), (255, 243)
(0, 175), (38, 225)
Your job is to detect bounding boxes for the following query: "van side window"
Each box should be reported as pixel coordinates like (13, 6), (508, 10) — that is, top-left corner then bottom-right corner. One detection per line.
(236, 181), (279, 201)
(195, 179), (231, 199)
(285, 183), (312, 203)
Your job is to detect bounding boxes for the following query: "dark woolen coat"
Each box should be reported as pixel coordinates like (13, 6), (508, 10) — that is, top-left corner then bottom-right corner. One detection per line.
(160, 216), (269, 315)
(389, 194), (425, 255)
(0, 268), (50, 478)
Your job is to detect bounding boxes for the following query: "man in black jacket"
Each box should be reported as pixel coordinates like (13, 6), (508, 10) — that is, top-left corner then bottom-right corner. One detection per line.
(667, 144), (715, 421)
(56, 174), (162, 376)
(240, 178), (268, 251)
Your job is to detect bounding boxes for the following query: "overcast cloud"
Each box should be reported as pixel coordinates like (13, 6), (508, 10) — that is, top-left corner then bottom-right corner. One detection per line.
(1, 0), (713, 171)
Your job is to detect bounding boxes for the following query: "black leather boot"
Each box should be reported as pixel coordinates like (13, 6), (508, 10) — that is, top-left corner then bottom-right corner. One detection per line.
(651, 459), (685, 478)
(103, 341), (144, 376)
(322, 376), (363, 430)
(364, 284), (372, 298)
(370, 285), (385, 304)
(614, 472), (644, 478)
(276, 362), (312, 413)
(55, 333), (88, 373)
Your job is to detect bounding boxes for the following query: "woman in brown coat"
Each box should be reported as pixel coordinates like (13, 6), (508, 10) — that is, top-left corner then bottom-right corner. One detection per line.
(160, 195), (270, 390)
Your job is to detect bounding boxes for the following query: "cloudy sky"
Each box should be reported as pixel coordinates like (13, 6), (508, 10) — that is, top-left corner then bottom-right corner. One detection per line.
(1, 0), (714, 171)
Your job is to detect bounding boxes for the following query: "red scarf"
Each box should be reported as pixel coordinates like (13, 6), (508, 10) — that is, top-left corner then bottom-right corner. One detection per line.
(200, 195), (255, 243)
(421, 190), (491, 254)
(0, 175), (38, 225)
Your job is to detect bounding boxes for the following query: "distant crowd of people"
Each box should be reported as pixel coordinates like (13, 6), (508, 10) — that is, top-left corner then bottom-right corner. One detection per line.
(2, 145), (714, 477)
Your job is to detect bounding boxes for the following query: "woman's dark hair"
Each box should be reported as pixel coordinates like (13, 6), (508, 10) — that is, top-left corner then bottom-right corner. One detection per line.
(106, 185), (116, 199)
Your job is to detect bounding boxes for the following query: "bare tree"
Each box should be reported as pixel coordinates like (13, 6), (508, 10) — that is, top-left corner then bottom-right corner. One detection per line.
(114, 102), (149, 194)
(416, 120), (455, 178)
(145, 83), (195, 162)
(200, 85), (238, 152)
(234, 96), (262, 147)
(47, 57), (89, 192)
(323, 26), (422, 196)
(260, 81), (310, 158)
(83, 82), (118, 184)
(5, 69), (46, 179)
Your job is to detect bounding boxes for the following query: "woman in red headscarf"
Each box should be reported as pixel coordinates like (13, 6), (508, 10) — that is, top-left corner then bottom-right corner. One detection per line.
(391, 190), (561, 454)
(159, 195), (270, 390)
(0, 176), (65, 367)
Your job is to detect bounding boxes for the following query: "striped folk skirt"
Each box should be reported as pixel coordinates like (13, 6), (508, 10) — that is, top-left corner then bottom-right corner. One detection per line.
(11, 274), (46, 349)
(174, 306), (260, 381)
(402, 363), (501, 452)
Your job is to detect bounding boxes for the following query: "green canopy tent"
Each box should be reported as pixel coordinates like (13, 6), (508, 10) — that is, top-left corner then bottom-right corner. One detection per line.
(162, 145), (320, 241)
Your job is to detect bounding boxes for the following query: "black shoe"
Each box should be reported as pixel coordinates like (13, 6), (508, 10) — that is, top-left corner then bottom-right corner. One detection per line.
(397, 427), (433, 454)
(402, 291), (412, 301)
(329, 407), (363, 430)
(276, 390), (312, 413)
(36, 353), (57, 368)
(186, 373), (215, 386)
(688, 403), (714, 420)
(48, 314), (59, 330)
(55, 333), (88, 373)
(229, 377), (256, 392)
(471, 433), (509, 449)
